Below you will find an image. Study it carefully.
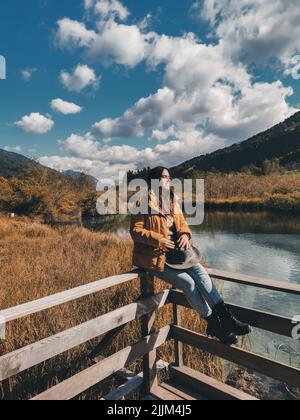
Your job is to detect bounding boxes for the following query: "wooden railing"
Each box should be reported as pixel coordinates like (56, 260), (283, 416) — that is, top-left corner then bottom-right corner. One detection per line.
(0, 268), (299, 400)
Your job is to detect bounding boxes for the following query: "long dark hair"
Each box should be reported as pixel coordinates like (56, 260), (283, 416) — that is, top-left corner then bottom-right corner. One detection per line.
(146, 167), (175, 214)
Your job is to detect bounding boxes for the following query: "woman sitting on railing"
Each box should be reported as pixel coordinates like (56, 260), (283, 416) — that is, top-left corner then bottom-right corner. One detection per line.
(130, 167), (251, 346)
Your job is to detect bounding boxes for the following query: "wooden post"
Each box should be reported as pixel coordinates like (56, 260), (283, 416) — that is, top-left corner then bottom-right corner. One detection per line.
(140, 271), (158, 394)
(172, 288), (183, 367)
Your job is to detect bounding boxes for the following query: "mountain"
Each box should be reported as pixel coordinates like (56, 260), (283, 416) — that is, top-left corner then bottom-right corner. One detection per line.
(0, 148), (42, 178)
(63, 170), (98, 186)
(0, 149), (99, 187)
(172, 111), (300, 176)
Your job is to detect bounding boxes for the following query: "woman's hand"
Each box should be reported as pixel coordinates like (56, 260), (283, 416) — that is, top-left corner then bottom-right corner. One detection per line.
(178, 234), (190, 250)
(159, 237), (176, 251)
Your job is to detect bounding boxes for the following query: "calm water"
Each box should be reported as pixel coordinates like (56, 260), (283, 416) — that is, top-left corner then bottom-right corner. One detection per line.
(84, 211), (300, 372)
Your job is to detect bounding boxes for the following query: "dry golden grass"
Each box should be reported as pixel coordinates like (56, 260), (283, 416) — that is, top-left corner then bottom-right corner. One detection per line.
(199, 172), (300, 211)
(0, 215), (221, 400)
(204, 172), (300, 199)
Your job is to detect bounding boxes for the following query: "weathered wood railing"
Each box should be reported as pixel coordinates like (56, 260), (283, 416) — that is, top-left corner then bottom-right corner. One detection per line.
(0, 268), (299, 400)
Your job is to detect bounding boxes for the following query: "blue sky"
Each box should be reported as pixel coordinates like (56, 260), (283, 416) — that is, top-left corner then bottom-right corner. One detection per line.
(0, 0), (300, 180)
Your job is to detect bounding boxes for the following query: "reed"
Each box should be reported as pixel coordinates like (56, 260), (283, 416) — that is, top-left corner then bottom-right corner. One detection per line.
(0, 216), (222, 400)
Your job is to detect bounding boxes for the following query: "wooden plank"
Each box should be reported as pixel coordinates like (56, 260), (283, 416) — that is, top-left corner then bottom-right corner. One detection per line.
(150, 385), (185, 401)
(2, 267), (299, 325)
(0, 290), (170, 381)
(102, 373), (144, 401)
(169, 289), (294, 338)
(140, 272), (158, 394)
(0, 271), (140, 324)
(172, 288), (183, 367)
(171, 326), (300, 389)
(207, 268), (300, 296)
(150, 382), (205, 401)
(160, 382), (205, 400)
(31, 326), (171, 401)
(228, 304), (293, 338)
(170, 366), (258, 401)
(102, 360), (169, 401)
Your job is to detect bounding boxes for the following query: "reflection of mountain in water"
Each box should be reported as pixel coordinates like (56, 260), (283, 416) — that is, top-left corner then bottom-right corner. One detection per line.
(192, 211), (300, 235)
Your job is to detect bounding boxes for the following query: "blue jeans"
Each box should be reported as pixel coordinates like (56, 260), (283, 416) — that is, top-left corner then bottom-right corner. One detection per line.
(149, 263), (223, 318)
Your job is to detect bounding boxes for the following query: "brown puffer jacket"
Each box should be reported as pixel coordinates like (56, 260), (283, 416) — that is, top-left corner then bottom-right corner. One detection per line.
(130, 190), (192, 272)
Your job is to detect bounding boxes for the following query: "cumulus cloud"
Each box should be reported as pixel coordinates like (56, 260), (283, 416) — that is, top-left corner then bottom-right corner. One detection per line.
(48, 0), (299, 180)
(151, 125), (176, 142)
(86, 20), (152, 67)
(90, 32), (296, 143)
(60, 64), (100, 92)
(198, 0), (300, 67)
(56, 18), (97, 49)
(38, 155), (135, 181)
(56, 1), (153, 68)
(92, 88), (176, 139)
(14, 113), (54, 134)
(205, 80), (295, 140)
(4, 146), (22, 153)
(84, 0), (130, 21)
(51, 98), (83, 115)
(50, 127), (224, 180)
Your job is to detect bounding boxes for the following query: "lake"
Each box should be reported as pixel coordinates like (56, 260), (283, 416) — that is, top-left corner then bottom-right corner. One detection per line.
(84, 211), (300, 380)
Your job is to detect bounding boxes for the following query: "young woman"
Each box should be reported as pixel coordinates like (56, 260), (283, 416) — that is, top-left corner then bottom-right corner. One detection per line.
(130, 167), (251, 345)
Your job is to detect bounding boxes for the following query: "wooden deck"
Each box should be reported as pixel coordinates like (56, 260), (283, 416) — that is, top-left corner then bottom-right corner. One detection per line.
(0, 268), (299, 400)
(150, 366), (258, 401)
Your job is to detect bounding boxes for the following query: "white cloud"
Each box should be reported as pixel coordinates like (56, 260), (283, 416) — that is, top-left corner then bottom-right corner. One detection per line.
(151, 125), (176, 142)
(90, 32), (296, 142)
(56, 18), (97, 49)
(84, 0), (130, 21)
(92, 87), (176, 139)
(38, 155), (135, 181)
(86, 20), (151, 67)
(51, 98), (83, 115)
(205, 80), (295, 140)
(21, 68), (37, 81)
(48, 0), (299, 180)
(58, 133), (102, 159)
(14, 113), (54, 134)
(51, 127), (224, 180)
(198, 0), (300, 67)
(56, 0), (154, 69)
(4, 146), (22, 153)
(60, 64), (100, 92)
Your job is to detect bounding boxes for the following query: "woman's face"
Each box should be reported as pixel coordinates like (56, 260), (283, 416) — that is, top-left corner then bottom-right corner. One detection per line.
(160, 169), (172, 191)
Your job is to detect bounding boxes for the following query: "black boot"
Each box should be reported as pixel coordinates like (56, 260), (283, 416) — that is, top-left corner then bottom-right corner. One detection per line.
(214, 302), (252, 337)
(205, 311), (238, 346)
